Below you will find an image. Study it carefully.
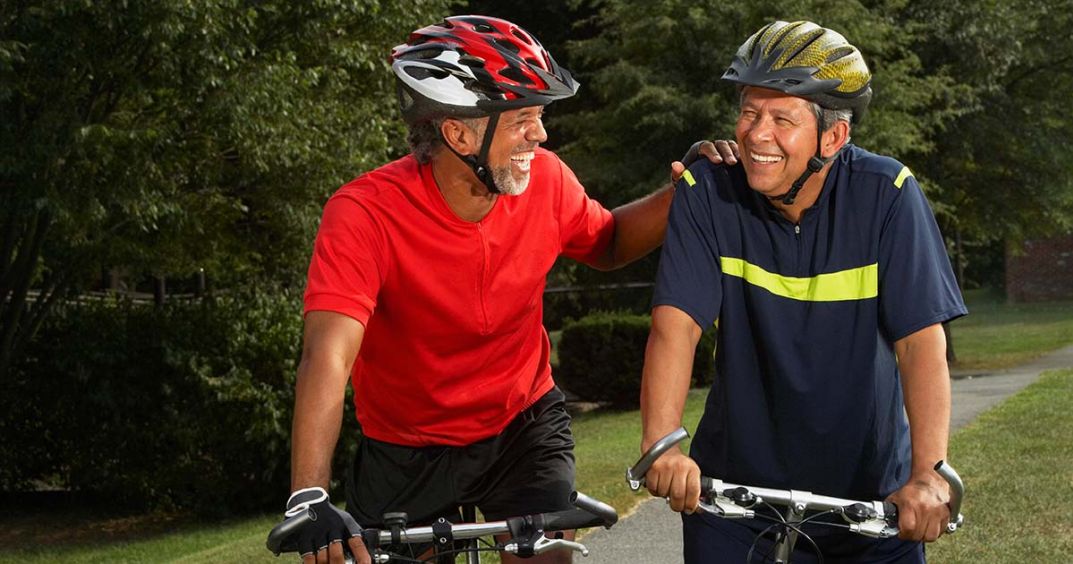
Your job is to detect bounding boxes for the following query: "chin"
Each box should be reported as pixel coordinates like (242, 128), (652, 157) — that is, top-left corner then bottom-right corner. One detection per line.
(494, 170), (531, 196)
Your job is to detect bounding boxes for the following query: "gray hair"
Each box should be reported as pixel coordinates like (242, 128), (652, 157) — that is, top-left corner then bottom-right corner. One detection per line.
(408, 117), (487, 164)
(809, 102), (853, 135)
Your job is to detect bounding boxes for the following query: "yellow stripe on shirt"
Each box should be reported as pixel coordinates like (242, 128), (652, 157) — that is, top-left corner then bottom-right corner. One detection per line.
(720, 257), (878, 302)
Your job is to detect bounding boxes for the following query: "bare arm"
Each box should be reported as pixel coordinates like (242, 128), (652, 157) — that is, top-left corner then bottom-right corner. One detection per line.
(589, 184), (675, 271)
(291, 311), (365, 491)
(889, 323), (952, 542)
(640, 305), (704, 513)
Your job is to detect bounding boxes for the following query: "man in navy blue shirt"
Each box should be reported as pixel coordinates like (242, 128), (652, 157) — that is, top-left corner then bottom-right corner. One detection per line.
(640, 21), (967, 563)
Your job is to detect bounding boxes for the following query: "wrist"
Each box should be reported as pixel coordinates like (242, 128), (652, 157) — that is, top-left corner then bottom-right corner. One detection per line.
(286, 486), (329, 515)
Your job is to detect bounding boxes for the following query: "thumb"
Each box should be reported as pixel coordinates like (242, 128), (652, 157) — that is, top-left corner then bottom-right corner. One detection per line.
(670, 161), (686, 182)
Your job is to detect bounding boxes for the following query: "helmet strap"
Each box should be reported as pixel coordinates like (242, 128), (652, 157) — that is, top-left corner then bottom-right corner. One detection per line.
(442, 112), (502, 195)
(770, 120), (838, 206)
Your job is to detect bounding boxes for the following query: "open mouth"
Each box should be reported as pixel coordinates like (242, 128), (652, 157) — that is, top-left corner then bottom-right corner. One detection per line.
(750, 151), (783, 164)
(511, 151), (535, 173)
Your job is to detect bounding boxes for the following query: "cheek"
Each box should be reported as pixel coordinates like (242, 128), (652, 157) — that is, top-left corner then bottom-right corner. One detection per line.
(734, 122), (749, 144)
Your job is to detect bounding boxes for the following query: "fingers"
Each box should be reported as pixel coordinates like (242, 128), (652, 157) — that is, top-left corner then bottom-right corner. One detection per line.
(670, 161), (686, 182)
(699, 140), (738, 165)
(327, 539), (345, 563)
(891, 477), (952, 542)
(644, 451), (701, 514)
(348, 536), (372, 564)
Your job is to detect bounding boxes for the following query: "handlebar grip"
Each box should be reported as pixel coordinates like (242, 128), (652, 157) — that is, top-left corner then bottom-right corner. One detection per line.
(541, 508), (607, 531)
(266, 509), (312, 554)
(571, 491), (619, 528)
(882, 501), (898, 524)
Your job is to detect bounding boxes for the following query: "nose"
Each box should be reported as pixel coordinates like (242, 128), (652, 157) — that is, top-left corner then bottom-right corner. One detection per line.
(743, 115), (775, 145)
(527, 116), (548, 144)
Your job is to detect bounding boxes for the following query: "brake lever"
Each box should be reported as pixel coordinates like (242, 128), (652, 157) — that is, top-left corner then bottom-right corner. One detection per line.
(503, 534), (590, 557)
(626, 427), (690, 491)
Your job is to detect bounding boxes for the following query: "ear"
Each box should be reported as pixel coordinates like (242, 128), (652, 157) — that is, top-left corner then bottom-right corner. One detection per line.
(821, 120), (851, 158)
(440, 118), (481, 157)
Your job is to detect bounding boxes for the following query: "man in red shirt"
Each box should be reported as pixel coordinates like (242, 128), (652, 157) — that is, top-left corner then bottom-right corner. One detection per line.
(280, 16), (734, 564)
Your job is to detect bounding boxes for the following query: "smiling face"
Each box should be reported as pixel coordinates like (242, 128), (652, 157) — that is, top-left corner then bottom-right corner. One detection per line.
(484, 106), (547, 196)
(734, 87), (822, 198)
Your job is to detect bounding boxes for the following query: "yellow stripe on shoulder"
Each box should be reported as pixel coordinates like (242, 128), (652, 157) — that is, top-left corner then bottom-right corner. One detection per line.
(720, 257), (878, 302)
(894, 166), (913, 189)
(682, 170), (696, 187)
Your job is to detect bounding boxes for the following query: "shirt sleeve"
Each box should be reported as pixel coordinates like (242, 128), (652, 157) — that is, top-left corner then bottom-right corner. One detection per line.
(651, 163), (723, 330)
(303, 192), (385, 325)
(555, 157), (615, 264)
(877, 175), (968, 341)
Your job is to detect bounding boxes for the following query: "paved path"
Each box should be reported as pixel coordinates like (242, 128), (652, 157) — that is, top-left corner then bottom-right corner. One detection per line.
(578, 345), (1073, 564)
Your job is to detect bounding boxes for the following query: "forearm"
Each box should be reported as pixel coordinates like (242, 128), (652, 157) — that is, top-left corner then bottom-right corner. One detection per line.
(289, 312), (364, 492)
(896, 324), (951, 476)
(594, 184), (674, 271)
(291, 356), (349, 491)
(641, 305), (702, 450)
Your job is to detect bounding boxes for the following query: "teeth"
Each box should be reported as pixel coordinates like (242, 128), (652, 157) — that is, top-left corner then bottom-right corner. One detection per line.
(751, 152), (782, 163)
(511, 151), (534, 172)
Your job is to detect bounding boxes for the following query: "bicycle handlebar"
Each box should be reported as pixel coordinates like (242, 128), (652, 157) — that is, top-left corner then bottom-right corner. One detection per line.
(266, 491), (618, 560)
(627, 427), (965, 537)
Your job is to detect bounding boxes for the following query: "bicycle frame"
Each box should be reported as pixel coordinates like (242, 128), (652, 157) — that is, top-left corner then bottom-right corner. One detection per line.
(627, 427), (965, 564)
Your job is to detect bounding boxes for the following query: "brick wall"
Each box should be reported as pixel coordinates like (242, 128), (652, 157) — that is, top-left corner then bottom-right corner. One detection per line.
(1006, 234), (1073, 302)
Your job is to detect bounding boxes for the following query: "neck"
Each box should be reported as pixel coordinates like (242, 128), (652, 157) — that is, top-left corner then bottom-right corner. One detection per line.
(770, 164), (831, 223)
(430, 150), (497, 222)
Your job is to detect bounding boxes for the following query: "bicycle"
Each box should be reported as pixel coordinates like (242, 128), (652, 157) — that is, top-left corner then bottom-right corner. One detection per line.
(266, 491), (619, 563)
(626, 427), (965, 564)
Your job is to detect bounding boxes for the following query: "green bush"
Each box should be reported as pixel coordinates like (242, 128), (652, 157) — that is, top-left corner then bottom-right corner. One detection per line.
(1, 289), (357, 514)
(555, 311), (714, 409)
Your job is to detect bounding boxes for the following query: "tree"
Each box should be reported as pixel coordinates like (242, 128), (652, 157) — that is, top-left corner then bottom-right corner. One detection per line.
(906, 0), (1073, 287)
(0, 0), (454, 379)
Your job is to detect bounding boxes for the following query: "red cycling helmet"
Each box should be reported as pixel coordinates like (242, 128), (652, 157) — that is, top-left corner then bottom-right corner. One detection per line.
(391, 15), (579, 125)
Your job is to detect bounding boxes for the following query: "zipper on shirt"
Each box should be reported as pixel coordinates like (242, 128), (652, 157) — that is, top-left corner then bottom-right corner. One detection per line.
(476, 223), (491, 334)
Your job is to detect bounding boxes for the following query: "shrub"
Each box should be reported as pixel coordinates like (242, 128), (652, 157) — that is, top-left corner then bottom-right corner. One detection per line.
(1, 289), (358, 514)
(555, 311), (714, 409)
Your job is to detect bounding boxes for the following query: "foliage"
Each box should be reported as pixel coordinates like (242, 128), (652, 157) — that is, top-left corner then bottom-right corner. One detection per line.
(0, 0), (454, 378)
(0, 290), (359, 514)
(906, 0), (1073, 250)
(556, 311), (714, 408)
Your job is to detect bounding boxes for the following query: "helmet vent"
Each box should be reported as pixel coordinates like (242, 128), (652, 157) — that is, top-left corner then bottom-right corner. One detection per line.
(499, 66), (533, 85)
(472, 22), (495, 33)
(494, 37), (522, 54)
(404, 66), (449, 80)
(459, 55), (486, 68)
(511, 29), (534, 45)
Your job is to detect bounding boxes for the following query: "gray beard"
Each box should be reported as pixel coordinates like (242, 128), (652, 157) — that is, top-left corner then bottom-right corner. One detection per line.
(492, 165), (530, 196)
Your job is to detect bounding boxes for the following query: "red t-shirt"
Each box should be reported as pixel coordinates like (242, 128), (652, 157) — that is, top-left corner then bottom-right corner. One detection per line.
(304, 149), (615, 446)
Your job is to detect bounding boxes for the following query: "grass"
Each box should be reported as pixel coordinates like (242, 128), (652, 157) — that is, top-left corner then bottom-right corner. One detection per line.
(3, 293), (1072, 562)
(928, 369), (1073, 563)
(951, 289), (1073, 370)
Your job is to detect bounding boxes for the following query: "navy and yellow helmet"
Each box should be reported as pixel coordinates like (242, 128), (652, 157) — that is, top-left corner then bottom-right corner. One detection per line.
(722, 21), (872, 124)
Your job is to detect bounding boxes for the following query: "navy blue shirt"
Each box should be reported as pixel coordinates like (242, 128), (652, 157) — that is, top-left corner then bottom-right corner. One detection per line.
(653, 144), (967, 500)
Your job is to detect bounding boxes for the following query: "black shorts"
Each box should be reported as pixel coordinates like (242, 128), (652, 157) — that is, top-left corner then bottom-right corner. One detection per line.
(345, 387), (576, 526)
